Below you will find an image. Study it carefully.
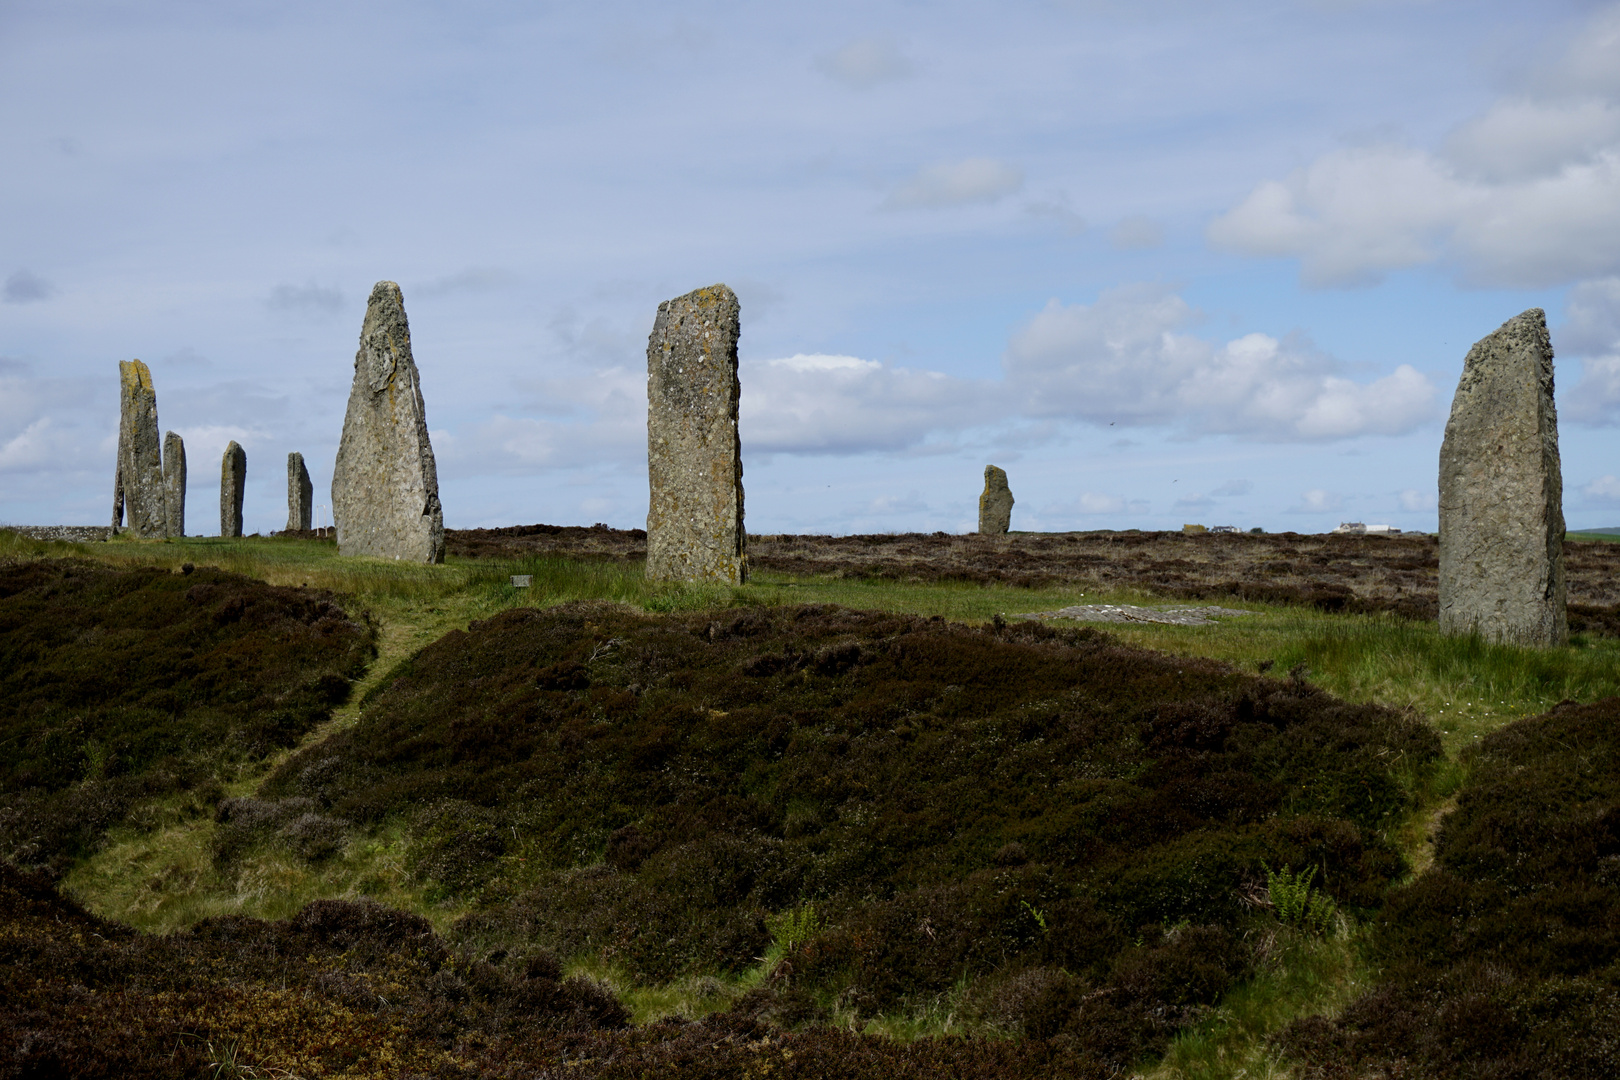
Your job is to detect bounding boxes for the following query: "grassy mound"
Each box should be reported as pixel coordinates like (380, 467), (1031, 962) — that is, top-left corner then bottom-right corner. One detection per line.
(1277, 696), (1620, 1078)
(0, 560), (375, 872)
(245, 600), (1437, 1069)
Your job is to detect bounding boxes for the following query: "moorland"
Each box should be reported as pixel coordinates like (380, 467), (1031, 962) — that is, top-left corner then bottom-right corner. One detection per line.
(2, 525), (1618, 1079)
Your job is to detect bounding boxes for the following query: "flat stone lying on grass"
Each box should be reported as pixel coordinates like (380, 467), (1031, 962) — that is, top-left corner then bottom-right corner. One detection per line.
(1018, 604), (1253, 626)
(510, 575), (532, 587)
(4, 526), (114, 543)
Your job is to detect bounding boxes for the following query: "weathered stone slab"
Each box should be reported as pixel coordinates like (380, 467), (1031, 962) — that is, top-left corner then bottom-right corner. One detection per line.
(163, 431), (186, 537)
(286, 452), (313, 532)
(645, 284), (746, 584)
(1438, 308), (1567, 646)
(111, 360), (169, 537)
(220, 441), (246, 538)
(332, 281), (445, 563)
(979, 465), (1013, 534)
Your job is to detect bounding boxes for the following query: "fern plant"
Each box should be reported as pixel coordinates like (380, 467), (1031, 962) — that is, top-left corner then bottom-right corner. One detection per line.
(766, 901), (821, 953)
(1262, 861), (1337, 934)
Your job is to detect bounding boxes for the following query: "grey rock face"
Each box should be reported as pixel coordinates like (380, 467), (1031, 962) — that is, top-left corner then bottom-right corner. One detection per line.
(332, 281), (445, 563)
(979, 465), (1014, 534)
(286, 452), (313, 532)
(220, 441), (246, 537)
(645, 284), (746, 584)
(1438, 308), (1567, 646)
(163, 431), (186, 537)
(111, 360), (169, 537)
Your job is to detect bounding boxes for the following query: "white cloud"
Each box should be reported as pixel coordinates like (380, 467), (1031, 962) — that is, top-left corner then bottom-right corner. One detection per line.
(1210, 478), (1252, 496)
(886, 158), (1024, 210)
(1583, 474), (1620, 501)
(741, 353), (998, 455)
(1290, 488), (1343, 513)
(816, 36), (911, 89)
(1002, 283), (1437, 439)
(1208, 6), (1620, 289)
(1174, 492), (1215, 509)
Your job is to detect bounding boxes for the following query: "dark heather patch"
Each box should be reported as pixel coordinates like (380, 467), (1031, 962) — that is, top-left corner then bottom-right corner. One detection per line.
(0, 559), (375, 871)
(1275, 696), (1620, 1080)
(256, 600), (1435, 1065)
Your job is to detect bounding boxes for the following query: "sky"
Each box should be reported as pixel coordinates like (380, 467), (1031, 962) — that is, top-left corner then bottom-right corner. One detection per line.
(3, 0), (1619, 537)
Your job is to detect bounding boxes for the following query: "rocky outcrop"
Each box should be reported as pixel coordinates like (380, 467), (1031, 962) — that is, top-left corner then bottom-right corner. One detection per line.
(645, 284), (746, 584)
(1438, 309), (1567, 646)
(287, 452), (312, 532)
(220, 441), (246, 538)
(111, 360), (168, 537)
(979, 465), (1013, 534)
(163, 431), (186, 537)
(332, 282), (444, 563)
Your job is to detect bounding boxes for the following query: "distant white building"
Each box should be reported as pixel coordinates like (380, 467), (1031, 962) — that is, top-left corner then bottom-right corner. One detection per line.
(1210, 525), (1239, 533)
(1332, 521), (1401, 535)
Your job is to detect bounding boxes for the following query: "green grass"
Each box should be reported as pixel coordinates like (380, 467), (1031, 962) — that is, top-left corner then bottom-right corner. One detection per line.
(11, 528), (1620, 1075)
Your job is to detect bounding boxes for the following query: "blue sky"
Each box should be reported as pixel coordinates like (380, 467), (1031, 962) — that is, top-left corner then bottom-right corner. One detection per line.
(3, 0), (1618, 535)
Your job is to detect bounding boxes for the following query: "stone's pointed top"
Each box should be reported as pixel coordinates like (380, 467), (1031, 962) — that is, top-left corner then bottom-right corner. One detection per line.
(224, 439), (243, 456)
(369, 280), (404, 305)
(119, 359), (154, 393)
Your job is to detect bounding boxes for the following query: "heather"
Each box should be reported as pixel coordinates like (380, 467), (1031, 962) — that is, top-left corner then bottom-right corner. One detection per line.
(248, 600), (1436, 1068)
(1276, 695), (1620, 1079)
(0, 559), (375, 873)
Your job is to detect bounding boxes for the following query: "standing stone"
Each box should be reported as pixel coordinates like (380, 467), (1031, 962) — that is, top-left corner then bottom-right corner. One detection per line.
(978, 465), (1014, 534)
(110, 360), (169, 537)
(332, 281), (445, 563)
(286, 452), (313, 532)
(163, 431), (186, 537)
(646, 284), (746, 584)
(220, 441), (246, 538)
(1438, 308), (1567, 646)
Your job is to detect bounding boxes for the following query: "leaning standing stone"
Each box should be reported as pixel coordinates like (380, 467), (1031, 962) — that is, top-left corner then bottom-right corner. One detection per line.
(220, 441), (246, 538)
(979, 465), (1014, 534)
(286, 452), (313, 532)
(645, 284), (746, 584)
(332, 281), (445, 563)
(1438, 308), (1567, 646)
(163, 431), (186, 537)
(110, 360), (169, 538)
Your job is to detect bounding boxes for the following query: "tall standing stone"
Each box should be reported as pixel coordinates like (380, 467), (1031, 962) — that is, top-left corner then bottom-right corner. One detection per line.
(645, 284), (746, 584)
(110, 360), (169, 537)
(979, 465), (1014, 534)
(220, 441), (246, 538)
(1438, 308), (1567, 646)
(163, 431), (186, 537)
(332, 281), (445, 563)
(286, 452), (313, 532)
